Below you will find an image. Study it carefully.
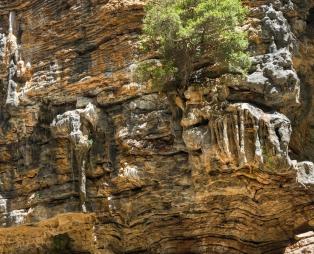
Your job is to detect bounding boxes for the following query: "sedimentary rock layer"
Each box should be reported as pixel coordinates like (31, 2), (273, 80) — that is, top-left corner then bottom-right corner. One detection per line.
(0, 0), (313, 253)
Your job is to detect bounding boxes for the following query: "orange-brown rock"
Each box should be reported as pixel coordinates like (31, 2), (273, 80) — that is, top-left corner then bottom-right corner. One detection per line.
(0, 0), (313, 253)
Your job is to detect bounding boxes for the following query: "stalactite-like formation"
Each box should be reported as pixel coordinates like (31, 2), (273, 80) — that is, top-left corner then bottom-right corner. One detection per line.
(183, 102), (293, 171)
(51, 103), (98, 212)
(3, 11), (32, 108)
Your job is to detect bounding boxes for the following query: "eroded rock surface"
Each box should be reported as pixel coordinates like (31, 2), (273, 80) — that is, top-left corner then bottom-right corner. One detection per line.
(0, 0), (313, 254)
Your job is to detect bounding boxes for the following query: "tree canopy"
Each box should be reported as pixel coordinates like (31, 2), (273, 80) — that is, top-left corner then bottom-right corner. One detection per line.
(138, 0), (250, 91)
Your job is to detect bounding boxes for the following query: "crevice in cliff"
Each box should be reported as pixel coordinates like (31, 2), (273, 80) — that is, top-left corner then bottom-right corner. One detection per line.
(227, 89), (278, 113)
(307, 7), (314, 36)
(103, 112), (118, 176)
(167, 92), (185, 149)
(288, 4), (314, 162)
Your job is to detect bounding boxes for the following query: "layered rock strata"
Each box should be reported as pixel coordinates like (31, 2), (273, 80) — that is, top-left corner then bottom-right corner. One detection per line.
(0, 0), (313, 253)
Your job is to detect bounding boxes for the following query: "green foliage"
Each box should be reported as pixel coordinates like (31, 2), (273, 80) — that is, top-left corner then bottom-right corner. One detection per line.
(138, 0), (250, 91)
(134, 60), (177, 91)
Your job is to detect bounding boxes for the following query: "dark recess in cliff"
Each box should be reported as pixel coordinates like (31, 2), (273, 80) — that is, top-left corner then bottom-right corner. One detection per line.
(307, 7), (314, 30)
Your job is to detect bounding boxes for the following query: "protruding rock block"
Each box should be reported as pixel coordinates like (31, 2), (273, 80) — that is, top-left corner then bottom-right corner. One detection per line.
(182, 102), (292, 170)
(296, 161), (314, 186)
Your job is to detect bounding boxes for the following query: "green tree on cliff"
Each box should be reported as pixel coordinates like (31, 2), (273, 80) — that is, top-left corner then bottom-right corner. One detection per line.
(138, 0), (250, 91)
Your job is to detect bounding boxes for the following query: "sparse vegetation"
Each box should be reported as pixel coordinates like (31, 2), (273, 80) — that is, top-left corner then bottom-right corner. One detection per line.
(138, 0), (250, 91)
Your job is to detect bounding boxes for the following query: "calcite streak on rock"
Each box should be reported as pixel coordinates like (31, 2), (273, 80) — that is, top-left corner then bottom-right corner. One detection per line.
(8, 12), (15, 34)
(222, 118), (231, 157)
(238, 109), (247, 166)
(254, 122), (264, 164)
(232, 113), (241, 164)
(2, 11), (32, 108)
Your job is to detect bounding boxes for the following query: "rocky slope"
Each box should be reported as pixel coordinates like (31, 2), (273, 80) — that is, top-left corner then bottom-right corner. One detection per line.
(0, 0), (313, 253)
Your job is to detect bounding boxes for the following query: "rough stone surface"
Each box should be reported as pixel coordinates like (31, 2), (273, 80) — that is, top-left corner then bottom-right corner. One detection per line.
(0, 0), (313, 253)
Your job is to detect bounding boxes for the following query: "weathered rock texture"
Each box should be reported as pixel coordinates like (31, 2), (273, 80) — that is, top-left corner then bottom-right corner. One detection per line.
(0, 0), (313, 253)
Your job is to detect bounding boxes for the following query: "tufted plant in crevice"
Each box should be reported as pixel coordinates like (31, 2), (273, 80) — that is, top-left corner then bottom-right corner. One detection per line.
(138, 0), (250, 92)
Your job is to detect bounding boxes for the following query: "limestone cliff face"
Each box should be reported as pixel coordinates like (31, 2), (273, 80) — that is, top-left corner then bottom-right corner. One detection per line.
(0, 0), (313, 253)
